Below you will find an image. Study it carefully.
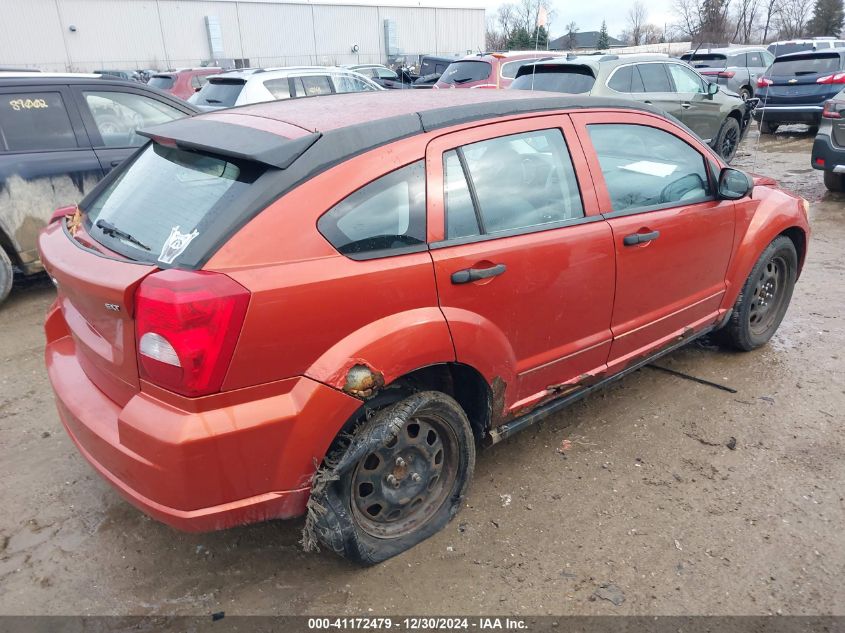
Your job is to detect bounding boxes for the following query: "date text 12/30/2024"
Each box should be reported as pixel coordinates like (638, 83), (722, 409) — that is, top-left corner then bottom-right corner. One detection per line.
(307, 618), (528, 630)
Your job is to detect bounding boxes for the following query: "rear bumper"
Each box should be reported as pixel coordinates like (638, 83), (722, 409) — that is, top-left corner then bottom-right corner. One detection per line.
(753, 105), (823, 125)
(811, 132), (845, 172)
(46, 325), (359, 532)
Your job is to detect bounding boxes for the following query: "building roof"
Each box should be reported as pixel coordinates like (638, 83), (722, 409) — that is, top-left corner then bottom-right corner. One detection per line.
(549, 31), (626, 50)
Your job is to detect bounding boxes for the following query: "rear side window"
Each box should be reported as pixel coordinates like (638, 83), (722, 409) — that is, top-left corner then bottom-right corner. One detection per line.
(194, 79), (245, 107)
(608, 65), (635, 92)
(587, 124), (712, 213)
(84, 143), (264, 265)
(83, 91), (184, 147)
(771, 53), (841, 76)
(148, 76), (175, 90)
(511, 66), (596, 94)
(444, 129), (584, 239)
(747, 52), (765, 67)
(0, 92), (77, 152)
(318, 161), (426, 258)
(439, 61), (492, 85)
(263, 78), (291, 99)
(637, 63), (673, 92)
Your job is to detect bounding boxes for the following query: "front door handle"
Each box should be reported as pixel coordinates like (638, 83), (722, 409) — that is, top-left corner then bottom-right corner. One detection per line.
(681, 101), (692, 109)
(623, 230), (660, 246)
(451, 263), (507, 284)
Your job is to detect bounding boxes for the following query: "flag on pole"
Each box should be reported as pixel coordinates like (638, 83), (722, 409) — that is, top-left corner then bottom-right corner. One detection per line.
(536, 5), (548, 28)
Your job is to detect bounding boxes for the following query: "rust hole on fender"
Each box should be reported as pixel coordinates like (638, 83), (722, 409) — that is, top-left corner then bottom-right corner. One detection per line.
(342, 364), (385, 399)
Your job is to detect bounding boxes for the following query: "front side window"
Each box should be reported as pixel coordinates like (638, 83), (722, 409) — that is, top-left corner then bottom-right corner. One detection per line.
(637, 63), (673, 92)
(667, 64), (706, 93)
(587, 124), (712, 213)
(0, 91), (76, 152)
(83, 91), (184, 147)
(444, 129), (584, 239)
(333, 74), (378, 93)
(318, 161), (426, 258)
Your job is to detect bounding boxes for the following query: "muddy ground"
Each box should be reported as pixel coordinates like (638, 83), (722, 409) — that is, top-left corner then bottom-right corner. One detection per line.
(0, 126), (842, 617)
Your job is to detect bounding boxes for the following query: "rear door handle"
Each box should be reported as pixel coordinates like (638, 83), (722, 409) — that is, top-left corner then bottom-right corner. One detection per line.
(451, 264), (506, 284)
(623, 230), (660, 246)
(681, 102), (692, 109)
(109, 160), (122, 167)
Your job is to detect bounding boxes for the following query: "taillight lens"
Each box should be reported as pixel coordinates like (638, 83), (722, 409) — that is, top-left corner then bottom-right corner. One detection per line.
(717, 71), (736, 78)
(816, 72), (845, 84)
(823, 100), (844, 118)
(135, 270), (250, 397)
(757, 77), (773, 88)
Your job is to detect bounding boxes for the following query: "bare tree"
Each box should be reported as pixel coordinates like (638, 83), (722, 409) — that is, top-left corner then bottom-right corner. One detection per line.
(760, 0), (780, 40)
(627, 1), (648, 45)
(731, 0), (761, 42)
(565, 21), (580, 49)
(776, 0), (814, 37)
(672, 0), (703, 38)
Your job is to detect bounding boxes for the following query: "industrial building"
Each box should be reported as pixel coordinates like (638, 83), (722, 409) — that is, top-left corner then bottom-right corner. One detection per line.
(0, 0), (485, 72)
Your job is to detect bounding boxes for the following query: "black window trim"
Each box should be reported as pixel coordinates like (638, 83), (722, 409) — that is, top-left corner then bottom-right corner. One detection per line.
(0, 85), (88, 153)
(586, 121), (718, 220)
(436, 126), (589, 247)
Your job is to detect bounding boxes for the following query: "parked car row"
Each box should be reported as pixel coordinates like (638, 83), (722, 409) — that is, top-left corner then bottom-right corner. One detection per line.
(37, 88), (809, 566)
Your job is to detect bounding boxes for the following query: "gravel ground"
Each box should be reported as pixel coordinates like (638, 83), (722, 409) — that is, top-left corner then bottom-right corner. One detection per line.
(0, 126), (842, 617)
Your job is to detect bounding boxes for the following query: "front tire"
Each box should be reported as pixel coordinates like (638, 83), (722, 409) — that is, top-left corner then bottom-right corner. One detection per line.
(307, 391), (475, 565)
(716, 117), (742, 162)
(0, 247), (13, 307)
(759, 120), (779, 135)
(719, 236), (797, 351)
(823, 170), (845, 192)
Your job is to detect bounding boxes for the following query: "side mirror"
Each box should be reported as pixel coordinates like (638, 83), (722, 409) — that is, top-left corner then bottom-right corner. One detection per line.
(708, 82), (719, 96)
(718, 167), (753, 200)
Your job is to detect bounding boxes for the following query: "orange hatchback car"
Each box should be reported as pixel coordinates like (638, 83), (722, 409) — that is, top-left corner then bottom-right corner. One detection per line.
(39, 91), (809, 565)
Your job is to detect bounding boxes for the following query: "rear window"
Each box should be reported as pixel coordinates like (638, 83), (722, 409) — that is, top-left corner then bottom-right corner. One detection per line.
(681, 53), (727, 68)
(194, 78), (245, 107)
(0, 92), (77, 152)
(439, 61), (492, 84)
(511, 65), (596, 94)
(771, 53), (841, 76)
(768, 42), (816, 56)
(84, 143), (263, 265)
(148, 76), (175, 90)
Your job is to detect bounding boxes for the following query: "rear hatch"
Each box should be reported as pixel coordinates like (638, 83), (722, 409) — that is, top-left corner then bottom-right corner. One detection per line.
(762, 53), (843, 105)
(510, 63), (596, 94)
(191, 77), (246, 109)
(148, 74), (176, 91)
(436, 60), (492, 88)
(38, 130), (281, 404)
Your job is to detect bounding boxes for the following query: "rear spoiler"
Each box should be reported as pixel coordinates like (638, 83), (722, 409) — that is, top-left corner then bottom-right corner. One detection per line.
(138, 118), (321, 169)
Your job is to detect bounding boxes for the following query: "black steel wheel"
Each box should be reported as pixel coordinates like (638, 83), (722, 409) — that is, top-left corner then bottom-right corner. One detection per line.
(307, 391), (475, 565)
(718, 236), (798, 351)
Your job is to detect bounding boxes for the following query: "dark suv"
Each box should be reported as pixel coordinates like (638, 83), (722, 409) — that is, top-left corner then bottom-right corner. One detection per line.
(753, 49), (845, 133)
(0, 73), (196, 305)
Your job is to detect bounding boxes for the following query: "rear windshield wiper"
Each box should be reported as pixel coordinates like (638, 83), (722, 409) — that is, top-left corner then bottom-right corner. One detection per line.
(452, 77), (475, 84)
(203, 98), (223, 103)
(96, 219), (151, 251)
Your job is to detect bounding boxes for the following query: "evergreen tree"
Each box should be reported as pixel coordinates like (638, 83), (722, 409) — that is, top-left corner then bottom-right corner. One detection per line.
(808, 0), (844, 36)
(531, 25), (549, 49)
(507, 26), (533, 50)
(597, 21), (610, 49)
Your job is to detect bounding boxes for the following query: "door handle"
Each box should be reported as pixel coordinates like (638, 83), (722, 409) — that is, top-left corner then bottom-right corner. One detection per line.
(109, 160), (122, 167)
(623, 230), (660, 246)
(681, 102), (692, 109)
(643, 100), (653, 105)
(451, 264), (506, 284)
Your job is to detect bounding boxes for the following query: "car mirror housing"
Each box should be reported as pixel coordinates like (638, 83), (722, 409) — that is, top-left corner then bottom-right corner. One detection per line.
(718, 167), (753, 199)
(708, 82), (719, 96)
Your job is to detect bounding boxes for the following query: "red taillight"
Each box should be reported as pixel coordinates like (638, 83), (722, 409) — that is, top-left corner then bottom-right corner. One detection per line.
(823, 100), (844, 118)
(757, 77), (773, 88)
(717, 71), (736, 78)
(816, 72), (845, 84)
(135, 270), (250, 397)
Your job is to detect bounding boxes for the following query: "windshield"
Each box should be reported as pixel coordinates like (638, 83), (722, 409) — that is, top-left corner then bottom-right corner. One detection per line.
(511, 66), (596, 94)
(148, 75), (175, 90)
(193, 78), (245, 107)
(84, 143), (263, 265)
(439, 61), (492, 84)
(681, 54), (727, 68)
(770, 53), (840, 76)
